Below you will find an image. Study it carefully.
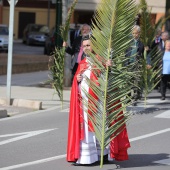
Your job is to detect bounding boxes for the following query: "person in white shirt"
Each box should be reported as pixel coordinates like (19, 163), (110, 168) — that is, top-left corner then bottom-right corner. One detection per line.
(160, 40), (170, 100)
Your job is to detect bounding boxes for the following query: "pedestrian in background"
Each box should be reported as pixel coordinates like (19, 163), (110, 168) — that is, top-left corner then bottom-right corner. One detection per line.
(158, 31), (169, 52)
(151, 28), (162, 50)
(126, 25), (151, 106)
(70, 24), (81, 46)
(160, 40), (170, 100)
(156, 31), (169, 92)
(63, 24), (91, 82)
(125, 25), (144, 106)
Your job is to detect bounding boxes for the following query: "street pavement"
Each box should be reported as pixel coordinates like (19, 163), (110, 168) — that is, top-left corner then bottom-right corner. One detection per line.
(0, 71), (170, 170)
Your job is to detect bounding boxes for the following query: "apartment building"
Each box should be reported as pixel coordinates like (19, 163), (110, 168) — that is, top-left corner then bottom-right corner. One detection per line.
(0, 0), (167, 39)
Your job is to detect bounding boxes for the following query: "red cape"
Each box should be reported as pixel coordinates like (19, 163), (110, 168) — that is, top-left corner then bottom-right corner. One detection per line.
(67, 58), (130, 162)
(67, 59), (88, 162)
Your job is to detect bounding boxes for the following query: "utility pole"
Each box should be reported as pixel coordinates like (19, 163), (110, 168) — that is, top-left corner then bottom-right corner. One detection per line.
(166, 0), (170, 31)
(47, 0), (51, 28)
(6, 0), (18, 105)
(55, 0), (62, 47)
(0, 0), (3, 24)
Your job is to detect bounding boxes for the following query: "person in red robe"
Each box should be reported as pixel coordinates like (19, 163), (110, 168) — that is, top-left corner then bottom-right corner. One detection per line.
(67, 34), (130, 166)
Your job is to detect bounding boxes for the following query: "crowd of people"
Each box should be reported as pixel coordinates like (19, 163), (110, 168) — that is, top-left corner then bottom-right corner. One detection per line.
(64, 23), (170, 166)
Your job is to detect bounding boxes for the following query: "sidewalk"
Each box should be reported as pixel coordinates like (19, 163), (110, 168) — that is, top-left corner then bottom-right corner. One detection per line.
(0, 70), (170, 118)
(0, 71), (71, 118)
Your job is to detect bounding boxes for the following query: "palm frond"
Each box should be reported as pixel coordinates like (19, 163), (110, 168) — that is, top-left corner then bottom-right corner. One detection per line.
(48, 0), (78, 108)
(81, 0), (138, 167)
(138, 0), (162, 104)
(60, 0), (78, 41)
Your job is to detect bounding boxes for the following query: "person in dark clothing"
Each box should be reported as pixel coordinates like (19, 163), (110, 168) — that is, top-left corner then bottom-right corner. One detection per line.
(151, 28), (162, 50)
(126, 25), (150, 106)
(155, 31), (169, 92)
(70, 24), (81, 46)
(63, 24), (91, 82)
(158, 31), (169, 52)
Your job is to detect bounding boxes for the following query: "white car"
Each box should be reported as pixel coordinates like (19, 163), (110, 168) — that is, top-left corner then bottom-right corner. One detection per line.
(0, 24), (9, 52)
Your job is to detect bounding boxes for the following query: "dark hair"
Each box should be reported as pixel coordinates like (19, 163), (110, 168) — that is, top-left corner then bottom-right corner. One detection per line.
(82, 34), (91, 42)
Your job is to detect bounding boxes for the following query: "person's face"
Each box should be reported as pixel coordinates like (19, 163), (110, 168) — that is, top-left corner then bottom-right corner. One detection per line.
(132, 29), (140, 40)
(156, 30), (161, 38)
(81, 26), (91, 36)
(82, 39), (92, 55)
(161, 33), (169, 41)
(165, 41), (170, 51)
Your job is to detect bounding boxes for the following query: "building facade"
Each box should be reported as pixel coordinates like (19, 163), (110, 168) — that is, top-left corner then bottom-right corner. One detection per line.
(0, 0), (167, 39)
(0, 0), (56, 39)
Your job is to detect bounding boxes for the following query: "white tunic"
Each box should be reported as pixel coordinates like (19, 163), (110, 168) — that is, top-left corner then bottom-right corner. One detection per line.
(76, 59), (109, 164)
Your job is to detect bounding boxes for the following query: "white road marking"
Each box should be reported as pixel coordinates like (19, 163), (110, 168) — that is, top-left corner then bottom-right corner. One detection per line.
(0, 129), (57, 146)
(0, 155), (66, 170)
(0, 128), (170, 169)
(153, 157), (170, 166)
(60, 108), (69, 112)
(155, 110), (170, 119)
(130, 128), (170, 142)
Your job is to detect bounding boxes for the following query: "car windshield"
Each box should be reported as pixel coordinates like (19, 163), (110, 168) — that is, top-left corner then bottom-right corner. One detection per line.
(0, 26), (9, 35)
(31, 25), (49, 33)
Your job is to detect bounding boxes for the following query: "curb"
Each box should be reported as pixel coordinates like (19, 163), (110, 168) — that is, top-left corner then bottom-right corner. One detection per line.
(0, 98), (42, 110)
(0, 109), (8, 118)
(12, 99), (42, 110)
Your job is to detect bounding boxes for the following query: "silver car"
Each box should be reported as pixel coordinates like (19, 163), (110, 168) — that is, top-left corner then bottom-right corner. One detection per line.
(22, 24), (49, 46)
(0, 24), (9, 52)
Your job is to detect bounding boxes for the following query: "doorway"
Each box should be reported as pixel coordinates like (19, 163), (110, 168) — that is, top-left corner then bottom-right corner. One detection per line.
(74, 10), (94, 25)
(18, 12), (35, 39)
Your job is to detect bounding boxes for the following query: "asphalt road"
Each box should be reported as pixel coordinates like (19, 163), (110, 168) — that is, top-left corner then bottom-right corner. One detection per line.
(0, 42), (170, 169)
(0, 94), (170, 170)
(13, 40), (44, 55)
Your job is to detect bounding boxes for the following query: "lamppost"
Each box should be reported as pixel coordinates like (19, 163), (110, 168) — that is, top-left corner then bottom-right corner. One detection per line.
(0, 0), (3, 24)
(55, 0), (62, 47)
(166, 0), (170, 31)
(47, 0), (51, 28)
(6, 0), (18, 105)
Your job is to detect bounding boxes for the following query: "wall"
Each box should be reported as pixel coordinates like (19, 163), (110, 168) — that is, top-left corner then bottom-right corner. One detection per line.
(68, 0), (166, 13)
(2, 0), (167, 38)
(2, 7), (56, 39)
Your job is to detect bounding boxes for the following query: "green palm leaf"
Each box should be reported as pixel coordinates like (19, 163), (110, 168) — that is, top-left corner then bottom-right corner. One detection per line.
(138, 0), (162, 104)
(81, 0), (138, 167)
(48, 0), (78, 108)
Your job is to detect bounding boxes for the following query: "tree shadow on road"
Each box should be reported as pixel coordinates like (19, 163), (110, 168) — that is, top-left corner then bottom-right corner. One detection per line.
(107, 153), (170, 169)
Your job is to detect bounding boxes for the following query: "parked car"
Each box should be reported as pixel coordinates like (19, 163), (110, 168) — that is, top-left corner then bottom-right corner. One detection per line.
(22, 24), (49, 46)
(0, 24), (9, 52)
(44, 27), (75, 55)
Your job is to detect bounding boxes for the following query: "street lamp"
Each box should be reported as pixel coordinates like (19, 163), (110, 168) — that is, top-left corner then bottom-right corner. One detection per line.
(55, 0), (62, 47)
(6, 0), (19, 105)
(166, 0), (170, 31)
(47, 0), (51, 28)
